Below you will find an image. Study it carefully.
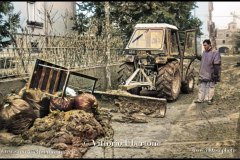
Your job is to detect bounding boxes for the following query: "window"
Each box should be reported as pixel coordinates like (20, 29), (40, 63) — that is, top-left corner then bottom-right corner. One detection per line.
(222, 40), (225, 44)
(27, 1), (43, 28)
(128, 29), (164, 49)
(31, 41), (39, 53)
(226, 34), (229, 37)
(184, 31), (196, 56)
(170, 30), (179, 55)
(27, 1), (35, 22)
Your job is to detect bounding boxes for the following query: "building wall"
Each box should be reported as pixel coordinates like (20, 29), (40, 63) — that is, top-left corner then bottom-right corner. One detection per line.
(216, 22), (239, 54)
(12, 2), (76, 36)
(216, 29), (231, 45)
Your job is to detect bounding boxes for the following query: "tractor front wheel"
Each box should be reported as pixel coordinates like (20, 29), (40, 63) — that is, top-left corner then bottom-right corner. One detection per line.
(181, 69), (195, 93)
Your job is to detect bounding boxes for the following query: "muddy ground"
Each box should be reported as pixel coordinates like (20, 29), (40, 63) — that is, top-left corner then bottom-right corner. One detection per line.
(0, 55), (240, 158)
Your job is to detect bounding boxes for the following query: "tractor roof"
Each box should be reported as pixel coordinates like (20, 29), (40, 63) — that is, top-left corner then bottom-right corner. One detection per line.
(135, 23), (178, 30)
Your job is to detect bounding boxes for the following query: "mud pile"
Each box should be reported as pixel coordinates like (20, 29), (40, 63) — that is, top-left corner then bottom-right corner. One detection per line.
(21, 110), (106, 158)
(0, 86), (114, 158)
(213, 64), (240, 114)
(106, 89), (133, 96)
(111, 98), (165, 123)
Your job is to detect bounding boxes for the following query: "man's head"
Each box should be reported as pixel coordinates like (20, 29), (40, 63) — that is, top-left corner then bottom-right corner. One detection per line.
(203, 39), (211, 51)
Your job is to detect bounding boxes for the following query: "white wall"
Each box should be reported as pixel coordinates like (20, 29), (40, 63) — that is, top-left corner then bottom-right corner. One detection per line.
(12, 2), (75, 35)
(44, 2), (76, 35)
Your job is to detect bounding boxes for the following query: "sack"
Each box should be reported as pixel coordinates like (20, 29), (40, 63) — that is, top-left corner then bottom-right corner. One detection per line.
(74, 93), (98, 112)
(50, 97), (74, 112)
(22, 89), (50, 118)
(22, 89), (43, 104)
(1, 98), (31, 121)
(0, 97), (37, 134)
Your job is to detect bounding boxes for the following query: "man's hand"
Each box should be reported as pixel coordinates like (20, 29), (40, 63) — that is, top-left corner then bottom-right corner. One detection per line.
(212, 74), (220, 83)
(213, 64), (221, 83)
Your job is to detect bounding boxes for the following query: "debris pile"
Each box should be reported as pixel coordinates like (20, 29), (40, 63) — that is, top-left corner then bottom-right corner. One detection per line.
(21, 109), (108, 158)
(0, 86), (113, 158)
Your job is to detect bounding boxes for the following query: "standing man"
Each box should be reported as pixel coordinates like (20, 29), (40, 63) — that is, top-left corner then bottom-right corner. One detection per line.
(194, 39), (221, 105)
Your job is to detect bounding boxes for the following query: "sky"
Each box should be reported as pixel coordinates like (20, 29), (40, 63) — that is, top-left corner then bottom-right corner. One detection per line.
(194, 2), (209, 38)
(195, 2), (240, 31)
(212, 2), (240, 29)
(194, 1), (240, 40)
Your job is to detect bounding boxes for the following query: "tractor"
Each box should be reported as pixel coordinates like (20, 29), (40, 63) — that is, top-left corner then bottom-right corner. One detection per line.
(118, 23), (200, 101)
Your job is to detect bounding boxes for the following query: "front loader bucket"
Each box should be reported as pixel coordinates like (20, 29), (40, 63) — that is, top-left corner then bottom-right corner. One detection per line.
(93, 90), (167, 118)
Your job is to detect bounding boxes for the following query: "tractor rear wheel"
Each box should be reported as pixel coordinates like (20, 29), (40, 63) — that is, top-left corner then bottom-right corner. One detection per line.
(156, 61), (181, 101)
(117, 62), (141, 95)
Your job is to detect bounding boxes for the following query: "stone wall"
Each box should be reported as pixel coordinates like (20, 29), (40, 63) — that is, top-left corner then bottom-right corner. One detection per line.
(0, 64), (122, 103)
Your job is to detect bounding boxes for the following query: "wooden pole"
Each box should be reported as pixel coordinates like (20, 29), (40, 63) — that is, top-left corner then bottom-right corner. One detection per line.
(104, 1), (112, 89)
